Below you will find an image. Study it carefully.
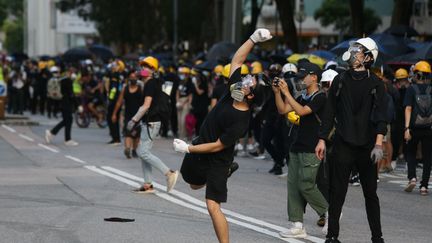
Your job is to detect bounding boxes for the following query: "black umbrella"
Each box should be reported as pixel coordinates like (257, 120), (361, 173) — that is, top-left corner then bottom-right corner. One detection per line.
(383, 25), (419, 37)
(387, 41), (432, 65)
(194, 60), (219, 71)
(11, 52), (29, 62)
(329, 38), (356, 55)
(89, 44), (114, 62)
(370, 33), (413, 57)
(207, 42), (238, 61)
(63, 48), (93, 62)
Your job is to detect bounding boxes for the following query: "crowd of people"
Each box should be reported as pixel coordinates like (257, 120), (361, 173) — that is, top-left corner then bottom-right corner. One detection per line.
(1, 28), (431, 243)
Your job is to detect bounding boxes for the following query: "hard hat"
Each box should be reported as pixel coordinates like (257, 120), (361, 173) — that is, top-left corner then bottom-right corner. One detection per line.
(320, 69), (338, 84)
(114, 60), (125, 72)
(287, 111), (300, 125)
(49, 66), (60, 73)
(222, 64), (231, 78)
(282, 63), (298, 74)
(324, 60), (338, 70)
(38, 61), (48, 70)
(269, 63), (282, 73)
(352, 37), (379, 63)
(158, 66), (165, 74)
(191, 69), (198, 76)
(413, 60), (431, 73)
(178, 67), (191, 74)
(241, 64), (249, 75)
(395, 68), (409, 79)
(251, 61), (263, 74)
(195, 60), (203, 66)
(47, 60), (56, 68)
(139, 56), (159, 70)
(213, 65), (224, 75)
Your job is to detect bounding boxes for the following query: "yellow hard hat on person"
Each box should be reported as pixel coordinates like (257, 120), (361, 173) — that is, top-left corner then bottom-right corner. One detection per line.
(178, 67), (191, 74)
(222, 64), (231, 78)
(251, 61), (263, 74)
(213, 65), (223, 75)
(158, 66), (165, 74)
(241, 64), (249, 75)
(139, 56), (159, 70)
(287, 111), (300, 126)
(191, 69), (198, 76)
(395, 68), (409, 79)
(413, 60), (431, 73)
(114, 60), (125, 72)
(47, 60), (56, 68)
(38, 61), (48, 70)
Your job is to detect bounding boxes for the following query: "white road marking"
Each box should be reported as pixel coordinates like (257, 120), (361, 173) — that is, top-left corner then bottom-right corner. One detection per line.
(100, 166), (324, 243)
(65, 155), (87, 164)
(379, 173), (402, 179)
(87, 165), (309, 243)
(18, 134), (34, 142)
(1, 124), (16, 133)
(37, 143), (59, 153)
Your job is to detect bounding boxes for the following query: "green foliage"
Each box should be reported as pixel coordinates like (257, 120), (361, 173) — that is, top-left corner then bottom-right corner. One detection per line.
(3, 19), (23, 53)
(314, 0), (382, 35)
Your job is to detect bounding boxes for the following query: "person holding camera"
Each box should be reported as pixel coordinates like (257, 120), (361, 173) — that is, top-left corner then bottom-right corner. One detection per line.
(274, 62), (328, 239)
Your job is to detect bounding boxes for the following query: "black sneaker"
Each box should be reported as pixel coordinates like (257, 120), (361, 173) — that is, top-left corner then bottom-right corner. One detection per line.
(228, 162), (239, 177)
(349, 174), (360, 186)
(372, 238), (385, 243)
(132, 184), (155, 194)
(124, 148), (131, 159)
(132, 149), (138, 158)
(273, 166), (283, 175)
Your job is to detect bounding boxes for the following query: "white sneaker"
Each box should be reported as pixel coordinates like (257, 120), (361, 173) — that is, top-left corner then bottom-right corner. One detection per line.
(404, 178), (417, 192)
(279, 222), (307, 238)
(253, 154), (266, 160)
(278, 172), (288, 179)
(166, 170), (179, 192)
(45, 130), (53, 144)
(64, 140), (79, 146)
(235, 143), (244, 151)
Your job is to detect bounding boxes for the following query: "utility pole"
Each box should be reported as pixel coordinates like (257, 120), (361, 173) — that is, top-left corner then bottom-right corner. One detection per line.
(173, 0), (178, 62)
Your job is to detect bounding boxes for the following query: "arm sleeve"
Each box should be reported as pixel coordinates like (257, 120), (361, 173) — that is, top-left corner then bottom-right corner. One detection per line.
(374, 81), (388, 135)
(318, 76), (339, 141)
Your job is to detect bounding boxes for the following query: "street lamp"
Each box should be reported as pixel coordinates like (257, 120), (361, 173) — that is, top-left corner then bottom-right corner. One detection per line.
(295, 0), (306, 52)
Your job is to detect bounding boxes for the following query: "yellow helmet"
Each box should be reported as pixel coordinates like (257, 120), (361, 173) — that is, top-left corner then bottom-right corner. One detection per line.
(213, 65), (224, 75)
(139, 56), (159, 70)
(47, 60), (56, 68)
(241, 64), (249, 75)
(195, 60), (203, 66)
(113, 60), (125, 72)
(287, 111), (300, 125)
(178, 67), (191, 74)
(38, 61), (48, 70)
(191, 69), (198, 76)
(222, 64), (231, 78)
(413, 60), (431, 73)
(158, 66), (165, 74)
(395, 68), (408, 79)
(251, 61), (263, 74)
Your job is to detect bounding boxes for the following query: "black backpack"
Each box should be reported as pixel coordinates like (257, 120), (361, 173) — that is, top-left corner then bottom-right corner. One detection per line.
(411, 84), (432, 128)
(146, 78), (172, 123)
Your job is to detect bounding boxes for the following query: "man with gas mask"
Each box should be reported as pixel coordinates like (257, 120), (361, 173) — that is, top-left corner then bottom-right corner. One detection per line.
(315, 37), (387, 243)
(274, 62), (328, 239)
(172, 28), (272, 243)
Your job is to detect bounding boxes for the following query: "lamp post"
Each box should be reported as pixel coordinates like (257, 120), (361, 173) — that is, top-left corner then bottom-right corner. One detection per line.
(295, 0), (305, 52)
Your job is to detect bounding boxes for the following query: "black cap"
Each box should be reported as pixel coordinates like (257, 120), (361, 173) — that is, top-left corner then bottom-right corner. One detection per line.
(296, 62), (322, 81)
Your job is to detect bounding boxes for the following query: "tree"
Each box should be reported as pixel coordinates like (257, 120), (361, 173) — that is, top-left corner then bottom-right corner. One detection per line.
(275, 0), (298, 52)
(0, 0), (24, 53)
(391, 0), (414, 26)
(315, 0), (382, 38)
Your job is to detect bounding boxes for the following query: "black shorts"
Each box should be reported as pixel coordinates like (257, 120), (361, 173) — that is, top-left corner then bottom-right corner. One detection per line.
(180, 153), (230, 203)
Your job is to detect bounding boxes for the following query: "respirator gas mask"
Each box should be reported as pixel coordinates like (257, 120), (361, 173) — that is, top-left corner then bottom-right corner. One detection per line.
(230, 74), (255, 102)
(342, 45), (364, 66)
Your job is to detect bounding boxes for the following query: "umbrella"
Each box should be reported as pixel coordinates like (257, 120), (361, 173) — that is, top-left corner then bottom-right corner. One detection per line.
(329, 38), (356, 55)
(89, 44), (114, 62)
(287, 54), (327, 68)
(63, 48), (93, 62)
(268, 54), (288, 65)
(207, 42), (238, 61)
(310, 50), (336, 61)
(387, 41), (432, 65)
(369, 33), (413, 57)
(383, 25), (419, 37)
(194, 60), (219, 71)
(123, 52), (139, 61)
(11, 52), (29, 62)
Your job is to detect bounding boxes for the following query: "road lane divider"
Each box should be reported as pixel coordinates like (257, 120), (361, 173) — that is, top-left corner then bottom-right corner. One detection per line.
(18, 134), (35, 142)
(65, 155), (87, 164)
(38, 143), (59, 153)
(2, 124), (16, 133)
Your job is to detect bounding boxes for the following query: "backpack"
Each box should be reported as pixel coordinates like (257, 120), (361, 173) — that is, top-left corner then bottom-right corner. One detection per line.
(411, 84), (432, 128)
(146, 78), (172, 123)
(47, 77), (63, 100)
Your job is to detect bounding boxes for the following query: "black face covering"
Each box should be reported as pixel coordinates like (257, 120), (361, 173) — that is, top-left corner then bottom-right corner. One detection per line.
(129, 79), (138, 85)
(349, 69), (369, 80)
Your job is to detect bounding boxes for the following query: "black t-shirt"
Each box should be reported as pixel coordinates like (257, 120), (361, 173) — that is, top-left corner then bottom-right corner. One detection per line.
(291, 92), (327, 153)
(192, 77), (210, 113)
(178, 80), (193, 98)
(143, 78), (161, 122)
(403, 83), (432, 134)
(212, 83), (228, 100)
(196, 68), (250, 165)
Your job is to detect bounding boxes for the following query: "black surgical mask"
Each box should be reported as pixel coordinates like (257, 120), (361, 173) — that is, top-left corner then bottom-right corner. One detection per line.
(129, 79), (137, 85)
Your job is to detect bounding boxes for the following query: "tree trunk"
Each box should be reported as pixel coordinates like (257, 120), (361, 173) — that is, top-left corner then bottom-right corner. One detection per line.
(247, 0), (264, 37)
(350, 0), (364, 37)
(391, 0), (414, 26)
(275, 0), (298, 52)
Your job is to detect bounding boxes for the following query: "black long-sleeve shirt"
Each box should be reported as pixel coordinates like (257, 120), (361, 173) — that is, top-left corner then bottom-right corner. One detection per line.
(319, 70), (388, 147)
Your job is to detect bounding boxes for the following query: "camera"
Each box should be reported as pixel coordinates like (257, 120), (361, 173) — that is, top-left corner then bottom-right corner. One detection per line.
(273, 77), (280, 86)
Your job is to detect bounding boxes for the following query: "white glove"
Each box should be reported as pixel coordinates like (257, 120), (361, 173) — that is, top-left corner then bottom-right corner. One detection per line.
(173, 139), (190, 153)
(78, 105), (84, 113)
(126, 120), (137, 132)
(250, 28), (272, 43)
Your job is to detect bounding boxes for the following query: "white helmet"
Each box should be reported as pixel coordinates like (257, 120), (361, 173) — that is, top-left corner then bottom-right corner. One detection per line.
(282, 63), (298, 74)
(49, 66), (60, 73)
(320, 69), (338, 86)
(324, 60), (338, 70)
(352, 37), (378, 63)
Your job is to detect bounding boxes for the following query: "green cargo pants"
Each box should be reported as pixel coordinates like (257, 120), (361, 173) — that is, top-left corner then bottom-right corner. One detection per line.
(287, 152), (328, 222)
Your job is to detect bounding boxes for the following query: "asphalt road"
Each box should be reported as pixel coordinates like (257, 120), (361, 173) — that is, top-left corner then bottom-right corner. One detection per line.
(0, 114), (431, 243)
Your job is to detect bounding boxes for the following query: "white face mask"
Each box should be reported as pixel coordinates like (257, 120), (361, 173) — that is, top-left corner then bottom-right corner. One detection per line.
(230, 75), (255, 102)
(179, 74), (186, 80)
(342, 46), (363, 65)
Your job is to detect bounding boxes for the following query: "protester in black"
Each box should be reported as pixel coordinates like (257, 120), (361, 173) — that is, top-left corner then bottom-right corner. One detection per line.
(173, 29), (272, 243)
(45, 67), (78, 146)
(315, 37), (387, 243)
(403, 60), (432, 196)
(105, 60), (125, 145)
